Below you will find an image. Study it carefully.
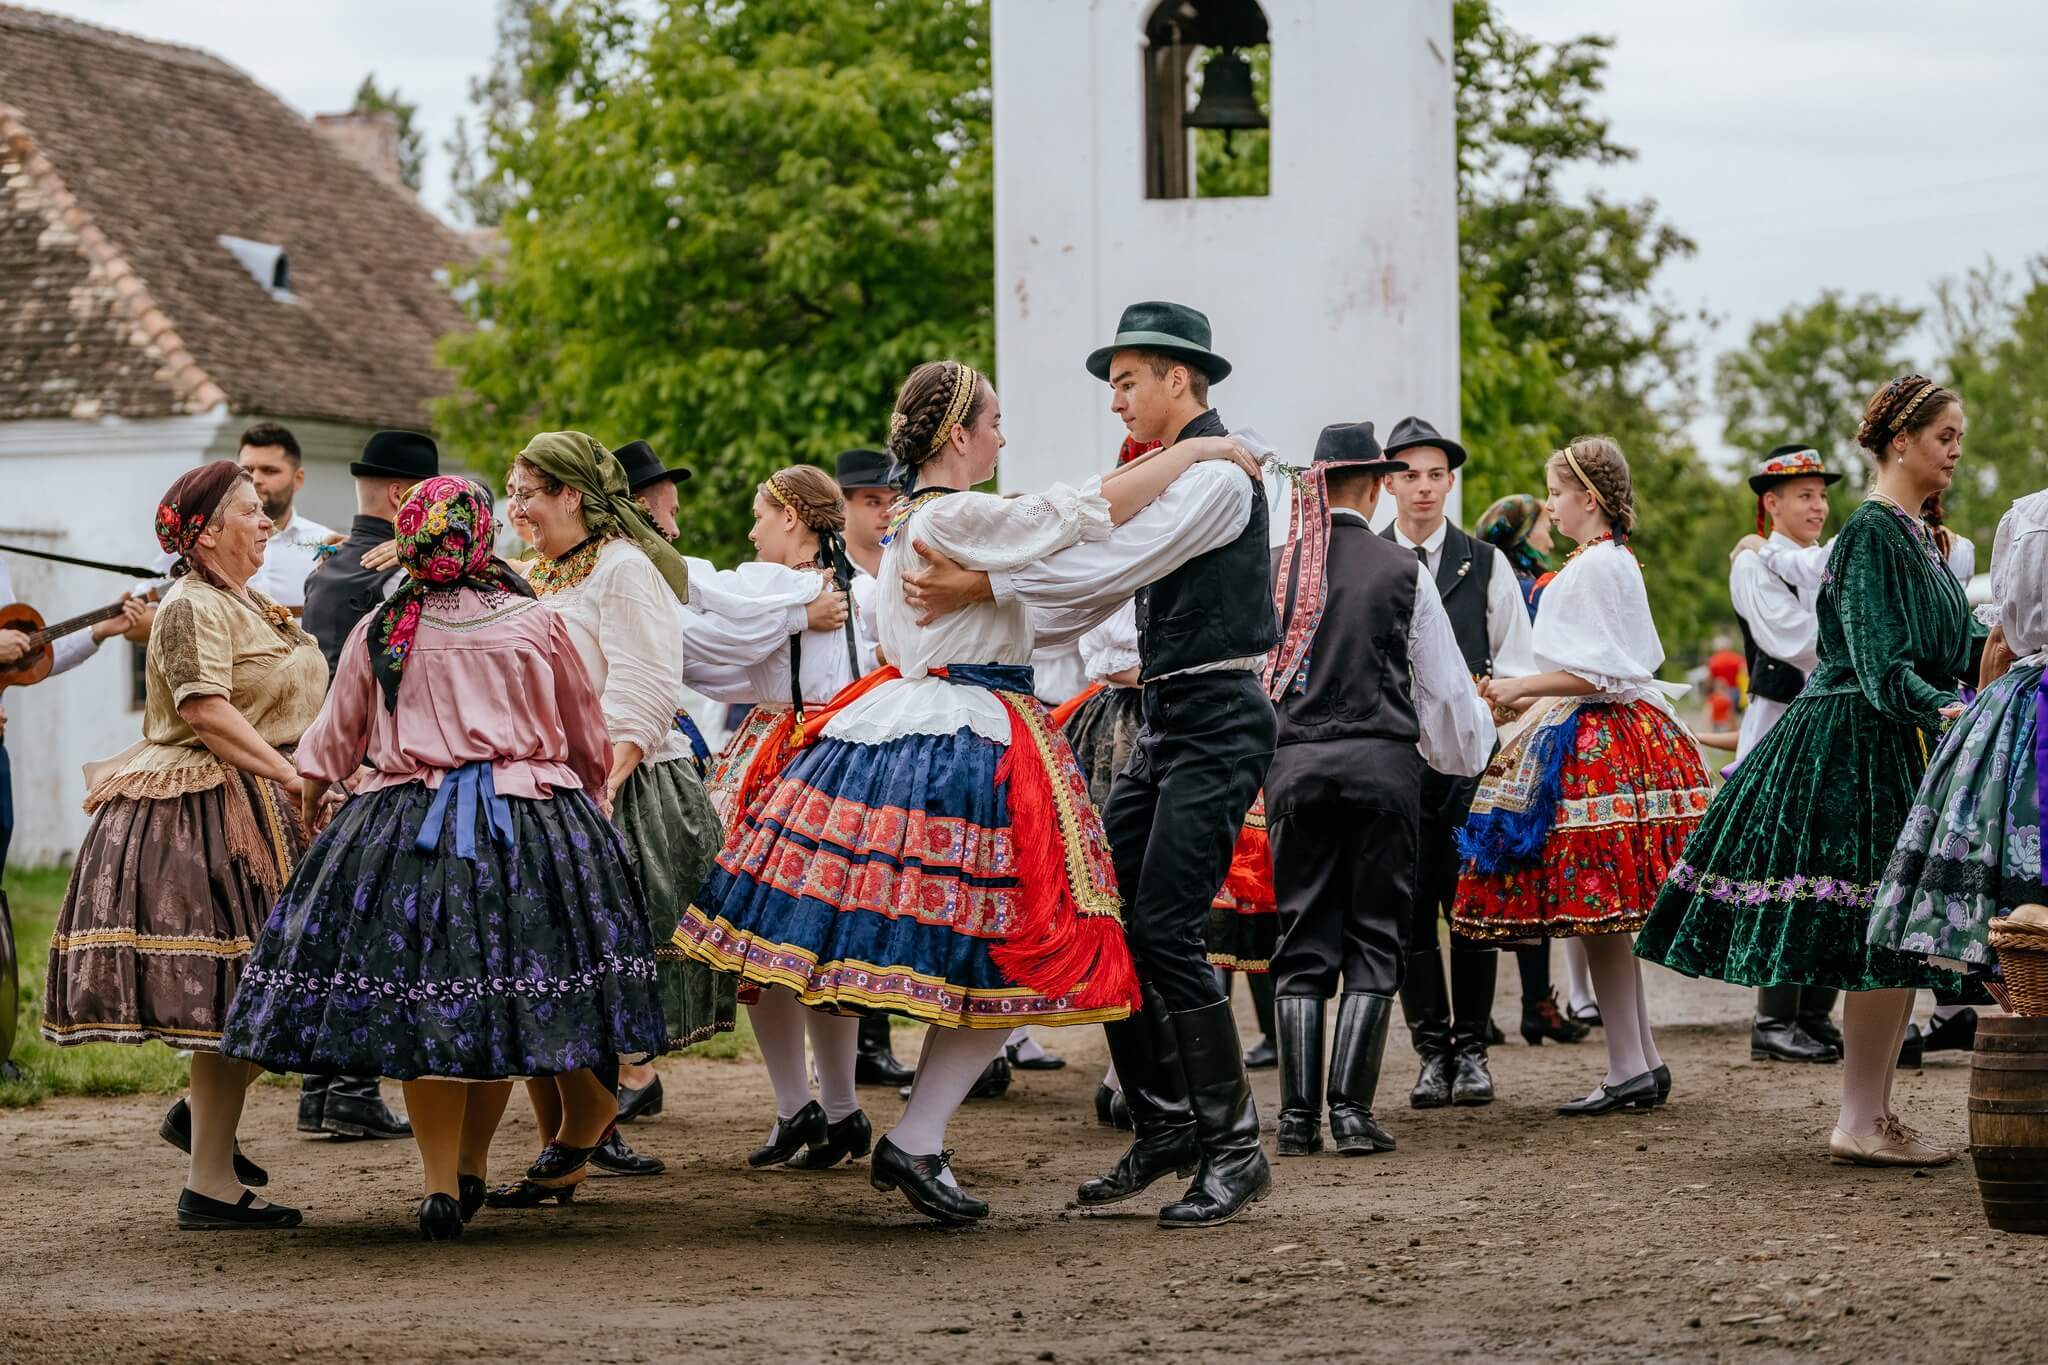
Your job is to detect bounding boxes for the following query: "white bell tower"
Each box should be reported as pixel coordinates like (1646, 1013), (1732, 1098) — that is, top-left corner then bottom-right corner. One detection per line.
(991, 0), (1459, 512)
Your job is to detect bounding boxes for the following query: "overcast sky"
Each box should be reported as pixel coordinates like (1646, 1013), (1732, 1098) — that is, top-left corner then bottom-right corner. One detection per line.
(25, 0), (2048, 470)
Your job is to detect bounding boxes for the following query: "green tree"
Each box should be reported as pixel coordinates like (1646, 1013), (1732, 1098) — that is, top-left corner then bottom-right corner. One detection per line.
(1192, 46), (1270, 199)
(1938, 257), (2048, 534)
(1715, 291), (1921, 470)
(436, 0), (995, 559)
(351, 74), (427, 192)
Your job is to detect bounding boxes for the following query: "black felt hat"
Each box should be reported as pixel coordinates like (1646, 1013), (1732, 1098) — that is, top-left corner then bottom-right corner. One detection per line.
(1313, 421), (1406, 474)
(350, 430), (439, 480)
(1747, 443), (1843, 495)
(1381, 415), (1468, 471)
(1085, 300), (1232, 383)
(614, 439), (692, 492)
(835, 449), (893, 491)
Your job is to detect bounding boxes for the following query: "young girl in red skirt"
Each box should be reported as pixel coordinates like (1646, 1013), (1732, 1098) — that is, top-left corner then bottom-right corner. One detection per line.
(1452, 437), (1712, 1114)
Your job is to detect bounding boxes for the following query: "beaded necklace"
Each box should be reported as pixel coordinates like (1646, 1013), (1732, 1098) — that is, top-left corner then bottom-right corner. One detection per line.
(883, 489), (956, 547)
(527, 535), (606, 597)
(1531, 532), (1620, 591)
(1864, 491), (1952, 577)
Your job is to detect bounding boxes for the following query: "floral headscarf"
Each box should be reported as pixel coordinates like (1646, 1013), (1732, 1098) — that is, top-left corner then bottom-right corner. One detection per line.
(1477, 493), (1550, 580)
(367, 476), (535, 711)
(154, 461), (248, 581)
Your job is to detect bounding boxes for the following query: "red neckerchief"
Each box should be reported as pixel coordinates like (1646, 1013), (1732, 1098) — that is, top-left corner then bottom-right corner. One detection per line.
(1118, 436), (1162, 465)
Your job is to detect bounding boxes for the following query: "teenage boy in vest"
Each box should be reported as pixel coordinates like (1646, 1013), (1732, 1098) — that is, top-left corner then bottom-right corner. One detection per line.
(1380, 417), (1535, 1108)
(1266, 422), (1493, 1159)
(901, 300), (1276, 1227)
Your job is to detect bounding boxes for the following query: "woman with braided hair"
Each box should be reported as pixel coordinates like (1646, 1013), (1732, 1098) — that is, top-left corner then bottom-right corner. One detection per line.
(1637, 376), (1983, 1166)
(1450, 437), (1713, 1115)
(675, 358), (1257, 1223)
(222, 477), (666, 1239)
(675, 464), (875, 1170)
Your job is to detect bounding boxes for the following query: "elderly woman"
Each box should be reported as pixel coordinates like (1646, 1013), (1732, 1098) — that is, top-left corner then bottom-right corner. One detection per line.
(486, 431), (724, 1205)
(221, 478), (666, 1238)
(43, 461), (325, 1229)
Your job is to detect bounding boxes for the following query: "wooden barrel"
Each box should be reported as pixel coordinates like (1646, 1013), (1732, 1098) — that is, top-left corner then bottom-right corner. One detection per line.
(1969, 1015), (2048, 1234)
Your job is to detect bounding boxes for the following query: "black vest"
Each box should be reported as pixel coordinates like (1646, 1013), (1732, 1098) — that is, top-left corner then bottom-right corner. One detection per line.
(1736, 568), (1807, 704)
(1382, 521), (1495, 677)
(1134, 409), (1279, 681)
(302, 515), (397, 678)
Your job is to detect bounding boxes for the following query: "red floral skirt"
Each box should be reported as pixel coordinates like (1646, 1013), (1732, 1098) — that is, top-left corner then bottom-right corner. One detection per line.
(1452, 699), (1711, 941)
(1206, 795), (1277, 972)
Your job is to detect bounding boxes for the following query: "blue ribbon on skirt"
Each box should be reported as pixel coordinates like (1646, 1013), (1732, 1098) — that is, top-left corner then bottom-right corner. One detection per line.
(415, 760), (516, 860)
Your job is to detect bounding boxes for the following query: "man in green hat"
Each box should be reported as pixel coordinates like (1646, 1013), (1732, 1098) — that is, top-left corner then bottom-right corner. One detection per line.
(903, 299), (1278, 1228)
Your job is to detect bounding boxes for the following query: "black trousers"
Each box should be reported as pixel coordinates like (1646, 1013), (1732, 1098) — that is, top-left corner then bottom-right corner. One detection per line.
(1102, 672), (1276, 1013)
(1270, 799), (1416, 999)
(1411, 771), (1491, 961)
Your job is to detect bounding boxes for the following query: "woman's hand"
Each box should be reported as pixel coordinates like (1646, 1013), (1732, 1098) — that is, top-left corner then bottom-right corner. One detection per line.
(362, 540), (401, 573)
(1178, 436), (1263, 481)
(1729, 533), (1765, 562)
(1106, 666), (1141, 687)
(605, 740), (646, 808)
(90, 594), (150, 644)
(1480, 675), (1534, 722)
(806, 582), (850, 632)
(1980, 624), (2014, 689)
(902, 541), (993, 625)
(1939, 702), (1967, 722)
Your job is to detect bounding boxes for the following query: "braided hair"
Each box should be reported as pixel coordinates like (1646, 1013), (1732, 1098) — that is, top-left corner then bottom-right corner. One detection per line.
(1856, 374), (1960, 461)
(761, 463), (861, 682)
(886, 360), (989, 490)
(1545, 436), (1637, 539)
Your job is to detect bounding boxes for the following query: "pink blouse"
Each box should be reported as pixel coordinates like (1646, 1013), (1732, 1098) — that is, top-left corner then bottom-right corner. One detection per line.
(298, 587), (610, 799)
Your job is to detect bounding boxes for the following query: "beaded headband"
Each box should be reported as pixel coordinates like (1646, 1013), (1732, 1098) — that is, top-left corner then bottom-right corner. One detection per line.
(764, 470), (795, 512)
(1560, 446), (1614, 517)
(928, 362), (980, 455)
(1859, 375), (1941, 447)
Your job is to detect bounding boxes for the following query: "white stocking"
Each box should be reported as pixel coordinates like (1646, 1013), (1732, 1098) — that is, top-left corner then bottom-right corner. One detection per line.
(1007, 1026), (1051, 1064)
(1629, 950), (1664, 1072)
(887, 1027), (1011, 1179)
(805, 1010), (862, 1123)
(1562, 937), (1597, 1014)
(1103, 1060), (1120, 1093)
(1881, 988), (1917, 1119)
(1579, 933), (1649, 1087)
(747, 987), (813, 1123)
(1841, 988), (1913, 1136)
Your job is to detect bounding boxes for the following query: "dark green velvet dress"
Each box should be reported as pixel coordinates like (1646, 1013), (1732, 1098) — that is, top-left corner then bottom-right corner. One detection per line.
(1634, 498), (1979, 990)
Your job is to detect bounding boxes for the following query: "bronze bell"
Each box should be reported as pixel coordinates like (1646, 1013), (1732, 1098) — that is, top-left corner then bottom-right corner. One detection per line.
(1183, 47), (1266, 152)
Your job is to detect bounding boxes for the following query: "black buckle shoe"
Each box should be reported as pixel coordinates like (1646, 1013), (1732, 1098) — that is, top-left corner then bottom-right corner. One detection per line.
(1093, 1083), (1134, 1131)
(321, 1077), (412, 1140)
(591, 1127), (667, 1177)
(417, 1192), (463, 1241)
(1158, 1001), (1270, 1229)
(483, 1179), (575, 1208)
(787, 1109), (873, 1170)
(458, 1174), (487, 1222)
(966, 1054), (1012, 1100)
(870, 1138), (988, 1223)
(528, 1125), (608, 1184)
(1923, 1008), (1978, 1055)
(615, 1075), (664, 1124)
(160, 1097), (268, 1187)
(1557, 1071), (1658, 1116)
(748, 1100), (827, 1168)
(177, 1187), (303, 1231)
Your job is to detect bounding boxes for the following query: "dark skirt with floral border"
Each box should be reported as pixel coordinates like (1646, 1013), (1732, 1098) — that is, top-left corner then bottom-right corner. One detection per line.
(220, 781), (666, 1079)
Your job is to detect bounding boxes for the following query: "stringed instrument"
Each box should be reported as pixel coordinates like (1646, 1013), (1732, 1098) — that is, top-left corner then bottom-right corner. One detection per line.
(0, 585), (164, 693)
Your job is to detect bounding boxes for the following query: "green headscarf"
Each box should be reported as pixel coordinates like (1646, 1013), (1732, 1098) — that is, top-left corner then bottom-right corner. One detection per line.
(516, 430), (691, 603)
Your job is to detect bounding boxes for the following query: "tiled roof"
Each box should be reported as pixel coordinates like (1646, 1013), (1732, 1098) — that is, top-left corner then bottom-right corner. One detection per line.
(0, 4), (470, 427)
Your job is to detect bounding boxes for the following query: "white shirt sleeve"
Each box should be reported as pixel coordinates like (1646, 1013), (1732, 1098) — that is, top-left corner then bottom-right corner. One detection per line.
(592, 550), (690, 756)
(1993, 492), (2048, 656)
(989, 462), (1256, 635)
(1484, 545), (1537, 678)
(1728, 553), (1819, 671)
(1946, 532), (1977, 583)
(916, 480), (1114, 574)
(1532, 543), (1678, 695)
(1409, 561), (1494, 777)
(1079, 600), (1142, 681)
(49, 632), (101, 676)
(1753, 537), (1831, 593)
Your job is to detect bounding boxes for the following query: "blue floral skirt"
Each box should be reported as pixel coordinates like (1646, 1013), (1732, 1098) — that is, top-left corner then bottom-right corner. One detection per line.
(1869, 664), (2046, 976)
(221, 778), (667, 1080)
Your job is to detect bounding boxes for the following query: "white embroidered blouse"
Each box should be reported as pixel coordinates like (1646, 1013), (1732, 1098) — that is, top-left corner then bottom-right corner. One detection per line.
(538, 539), (690, 763)
(681, 560), (860, 707)
(1531, 539), (1686, 708)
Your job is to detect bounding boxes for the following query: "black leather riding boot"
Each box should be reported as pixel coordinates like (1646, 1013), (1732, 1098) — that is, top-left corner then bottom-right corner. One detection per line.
(1327, 992), (1396, 1154)
(1275, 995), (1325, 1156)
(1400, 946), (1452, 1108)
(855, 1012), (913, 1086)
(322, 1075), (412, 1139)
(1158, 1000), (1271, 1228)
(1244, 971), (1279, 1068)
(1077, 987), (1197, 1206)
(1797, 986), (1842, 1055)
(1752, 984), (1832, 1062)
(297, 1073), (330, 1134)
(1448, 947), (1497, 1105)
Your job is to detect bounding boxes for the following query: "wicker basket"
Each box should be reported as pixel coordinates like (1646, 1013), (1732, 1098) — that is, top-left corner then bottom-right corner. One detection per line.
(1992, 918), (2048, 1017)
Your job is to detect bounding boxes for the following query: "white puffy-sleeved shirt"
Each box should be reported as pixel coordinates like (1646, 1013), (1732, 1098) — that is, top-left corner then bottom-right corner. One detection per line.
(823, 480), (1113, 747)
(1532, 538), (1687, 710)
(1946, 531), (1977, 584)
(1080, 600), (1141, 686)
(681, 560), (859, 707)
(849, 569), (881, 673)
(1729, 531), (1822, 761)
(1762, 523), (1976, 591)
(1386, 519), (1538, 680)
(0, 556), (102, 677)
(1993, 489), (2048, 660)
(539, 539), (690, 763)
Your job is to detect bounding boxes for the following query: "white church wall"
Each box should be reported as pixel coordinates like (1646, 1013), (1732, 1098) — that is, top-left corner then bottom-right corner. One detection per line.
(991, 0), (1458, 529)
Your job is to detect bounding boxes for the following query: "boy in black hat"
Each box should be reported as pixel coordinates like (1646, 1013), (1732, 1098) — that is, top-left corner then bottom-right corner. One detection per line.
(1379, 415), (1539, 1106)
(835, 449), (895, 582)
(1265, 422), (1492, 1159)
(617, 438), (692, 540)
(903, 299), (1278, 1228)
(1732, 443), (1843, 1064)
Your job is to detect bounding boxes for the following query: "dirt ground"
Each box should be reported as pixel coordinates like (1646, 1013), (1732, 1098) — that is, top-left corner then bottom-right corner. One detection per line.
(3, 968), (2045, 1365)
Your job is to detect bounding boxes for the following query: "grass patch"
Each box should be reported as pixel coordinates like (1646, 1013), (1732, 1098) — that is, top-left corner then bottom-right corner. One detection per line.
(3, 865), (194, 1109)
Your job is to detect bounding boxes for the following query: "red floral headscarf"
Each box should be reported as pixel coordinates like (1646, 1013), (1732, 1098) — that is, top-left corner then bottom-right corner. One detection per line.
(367, 476), (533, 710)
(153, 461), (248, 579)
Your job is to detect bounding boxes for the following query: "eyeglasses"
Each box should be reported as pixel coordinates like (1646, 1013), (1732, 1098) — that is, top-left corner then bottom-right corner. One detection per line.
(506, 484), (548, 509)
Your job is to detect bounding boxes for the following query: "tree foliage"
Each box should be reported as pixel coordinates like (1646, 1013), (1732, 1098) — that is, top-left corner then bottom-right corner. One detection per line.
(436, 0), (995, 558)
(1715, 291), (1921, 472)
(350, 74), (427, 192)
(1937, 257), (2048, 534)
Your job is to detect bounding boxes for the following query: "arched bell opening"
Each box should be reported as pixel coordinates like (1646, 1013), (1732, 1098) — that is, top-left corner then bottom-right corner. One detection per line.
(1143, 0), (1271, 200)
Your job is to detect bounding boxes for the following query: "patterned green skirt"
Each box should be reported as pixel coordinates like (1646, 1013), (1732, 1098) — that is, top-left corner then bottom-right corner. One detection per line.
(616, 755), (733, 1049)
(1634, 688), (1960, 992)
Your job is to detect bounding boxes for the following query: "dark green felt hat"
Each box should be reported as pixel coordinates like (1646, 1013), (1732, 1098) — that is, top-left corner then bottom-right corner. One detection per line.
(1085, 300), (1232, 384)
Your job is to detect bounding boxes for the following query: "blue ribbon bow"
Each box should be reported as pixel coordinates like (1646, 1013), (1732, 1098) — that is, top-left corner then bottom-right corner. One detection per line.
(415, 760), (515, 860)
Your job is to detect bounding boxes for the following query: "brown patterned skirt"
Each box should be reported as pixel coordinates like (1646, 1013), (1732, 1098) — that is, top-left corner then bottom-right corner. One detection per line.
(41, 770), (304, 1051)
